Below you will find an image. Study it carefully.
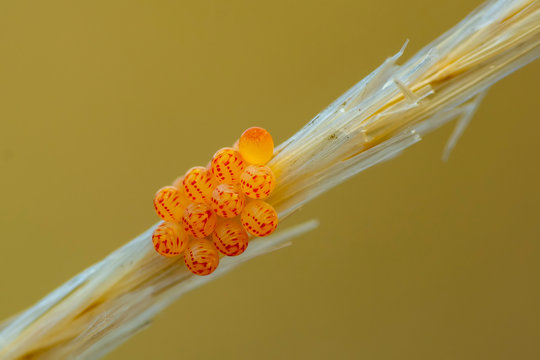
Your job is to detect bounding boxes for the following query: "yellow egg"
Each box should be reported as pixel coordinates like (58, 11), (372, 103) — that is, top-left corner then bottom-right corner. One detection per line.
(238, 127), (274, 165)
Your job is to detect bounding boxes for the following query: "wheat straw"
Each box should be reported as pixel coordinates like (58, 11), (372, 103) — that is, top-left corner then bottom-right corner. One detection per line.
(0, 0), (538, 358)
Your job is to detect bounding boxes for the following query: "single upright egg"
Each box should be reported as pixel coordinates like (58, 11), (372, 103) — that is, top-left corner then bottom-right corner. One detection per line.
(182, 202), (217, 238)
(212, 219), (249, 256)
(182, 166), (217, 204)
(152, 221), (189, 257)
(241, 200), (278, 237)
(184, 238), (220, 276)
(211, 147), (246, 184)
(238, 127), (274, 165)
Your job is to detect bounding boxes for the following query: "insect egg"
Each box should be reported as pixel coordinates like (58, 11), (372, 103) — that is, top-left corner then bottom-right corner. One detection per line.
(152, 221), (189, 257)
(240, 200), (278, 237)
(182, 202), (217, 238)
(184, 238), (220, 276)
(238, 127), (274, 165)
(172, 176), (191, 204)
(211, 147), (246, 184)
(183, 166), (217, 204)
(211, 184), (245, 218)
(212, 219), (249, 256)
(240, 164), (276, 199)
(153, 186), (187, 222)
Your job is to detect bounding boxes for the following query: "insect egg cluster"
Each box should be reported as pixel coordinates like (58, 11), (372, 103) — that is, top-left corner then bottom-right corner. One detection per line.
(152, 127), (278, 276)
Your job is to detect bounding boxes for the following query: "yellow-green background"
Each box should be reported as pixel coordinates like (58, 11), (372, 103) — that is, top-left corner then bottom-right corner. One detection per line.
(1, 1), (538, 359)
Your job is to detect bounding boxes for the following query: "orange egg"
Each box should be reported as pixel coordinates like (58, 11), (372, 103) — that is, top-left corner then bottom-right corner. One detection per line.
(182, 166), (217, 204)
(152, 221), (189, 257)
(172, 177), (191, 205)
(211, 184), (245, 218)
(241, 200), (278, 237)
(182, 202), (217, 238)
(240, 164), (276, 199)
(211, 147), (246, 184)
(212, 219), (249, 256)
(184, 238), (220, 276)
(153, 186), (187, 222)
(238, 127), (274, 165)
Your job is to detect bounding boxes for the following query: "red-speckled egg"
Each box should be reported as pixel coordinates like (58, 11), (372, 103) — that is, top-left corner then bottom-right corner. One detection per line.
(153, 186), (188, 222)
(212, 219), (249, 256)
(183, 166), (217, 204)
(152, 221), (189, 257)
(211, 184), (245, 218)
(184, 238), (220, 276)
(240, 165), (276, 199)
(182, 202), (217, 238)
(211, 147), (246, 184)
(241, 200), (278, 237)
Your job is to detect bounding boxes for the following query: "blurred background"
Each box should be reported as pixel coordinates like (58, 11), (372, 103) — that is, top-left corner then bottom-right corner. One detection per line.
(0, 0), (538, 359)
